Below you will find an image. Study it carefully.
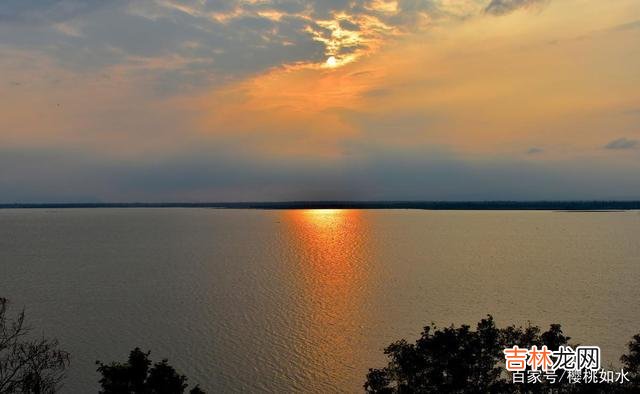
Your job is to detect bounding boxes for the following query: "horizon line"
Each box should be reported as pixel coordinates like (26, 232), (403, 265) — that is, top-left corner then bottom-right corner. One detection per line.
(2, 200), (640, 210)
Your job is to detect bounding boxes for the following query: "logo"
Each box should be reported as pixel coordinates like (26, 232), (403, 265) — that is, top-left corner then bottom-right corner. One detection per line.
(503, 345), (629, 384)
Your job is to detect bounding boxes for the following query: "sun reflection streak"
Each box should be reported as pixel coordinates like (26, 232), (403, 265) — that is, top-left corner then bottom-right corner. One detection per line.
(282, 209), (371, 385)
(290, 210), (362, 287)
(301, 208), (344, 225)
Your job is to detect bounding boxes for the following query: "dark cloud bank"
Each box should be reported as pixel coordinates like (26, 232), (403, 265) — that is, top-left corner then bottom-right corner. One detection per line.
(1, 147), (639, 203)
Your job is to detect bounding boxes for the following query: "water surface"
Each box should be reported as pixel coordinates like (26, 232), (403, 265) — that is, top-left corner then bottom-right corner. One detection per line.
(1, 209), (639, 392)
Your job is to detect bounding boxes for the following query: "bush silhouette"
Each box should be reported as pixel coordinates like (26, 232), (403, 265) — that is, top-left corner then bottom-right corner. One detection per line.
(365, 315), (639, 393)
(96, 348), (204, 394)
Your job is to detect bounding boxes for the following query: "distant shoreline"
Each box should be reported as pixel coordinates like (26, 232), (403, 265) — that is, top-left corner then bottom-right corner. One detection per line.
(1, 201), (640, 210)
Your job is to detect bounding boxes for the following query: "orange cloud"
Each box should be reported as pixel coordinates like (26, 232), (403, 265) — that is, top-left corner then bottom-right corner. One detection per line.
(178, 59), (390, 158)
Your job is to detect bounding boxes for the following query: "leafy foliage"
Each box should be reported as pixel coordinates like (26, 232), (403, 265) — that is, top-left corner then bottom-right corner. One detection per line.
(96, 347), (205, 394)
(621, 334), (640, 386)
(365, 315), (639, 393)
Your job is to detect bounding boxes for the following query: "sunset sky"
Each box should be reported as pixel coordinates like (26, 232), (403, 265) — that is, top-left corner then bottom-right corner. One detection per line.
(1, 0), (639, 202)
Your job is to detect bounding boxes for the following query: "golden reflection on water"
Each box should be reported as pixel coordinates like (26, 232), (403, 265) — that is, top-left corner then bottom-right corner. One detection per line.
(286, 209), (366, 296)
(282, 209), (371, 389)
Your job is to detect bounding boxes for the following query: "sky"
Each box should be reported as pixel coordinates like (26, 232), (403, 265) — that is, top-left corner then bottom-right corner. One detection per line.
(0, 0), (639, 202)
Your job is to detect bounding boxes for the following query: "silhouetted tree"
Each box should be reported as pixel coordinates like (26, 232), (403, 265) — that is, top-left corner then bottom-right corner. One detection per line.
(621, 334), (640, 387)
(96, 347), (205, 394)
(0, 297), (70, 393)
(365, 315), (638, 393)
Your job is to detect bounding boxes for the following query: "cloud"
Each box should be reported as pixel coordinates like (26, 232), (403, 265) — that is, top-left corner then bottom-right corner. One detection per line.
(604, 137), (638, 150)
(484, 0), (547, 15)
(607, 19), (640, 33)
(0, 0), (110, 23)
(3, 145), (640, 202)
(362, 88), (392, 98)
(0, 0), (546, 93)
(526, 147), (543, 154)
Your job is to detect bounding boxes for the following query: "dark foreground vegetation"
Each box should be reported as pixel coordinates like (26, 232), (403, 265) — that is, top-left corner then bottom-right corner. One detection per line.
(96, 348), (204, 394)
(1, 298), (204, 393)
(0, 298), (70, 393)
(365, 316), (640, 393)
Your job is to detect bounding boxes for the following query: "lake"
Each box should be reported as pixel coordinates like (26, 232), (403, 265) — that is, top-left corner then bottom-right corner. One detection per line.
(1, 209), (639, 392)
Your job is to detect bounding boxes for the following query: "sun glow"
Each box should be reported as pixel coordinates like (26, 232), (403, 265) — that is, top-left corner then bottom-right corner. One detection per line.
(325, 56), (338, 68)
(298, 209), (348, 231)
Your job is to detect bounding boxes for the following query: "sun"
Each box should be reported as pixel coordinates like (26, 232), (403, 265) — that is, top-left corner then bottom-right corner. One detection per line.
(325, 56), (338, 68)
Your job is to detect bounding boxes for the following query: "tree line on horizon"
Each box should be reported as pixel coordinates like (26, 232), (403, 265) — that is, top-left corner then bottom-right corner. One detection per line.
(2, 200), (640, 211)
